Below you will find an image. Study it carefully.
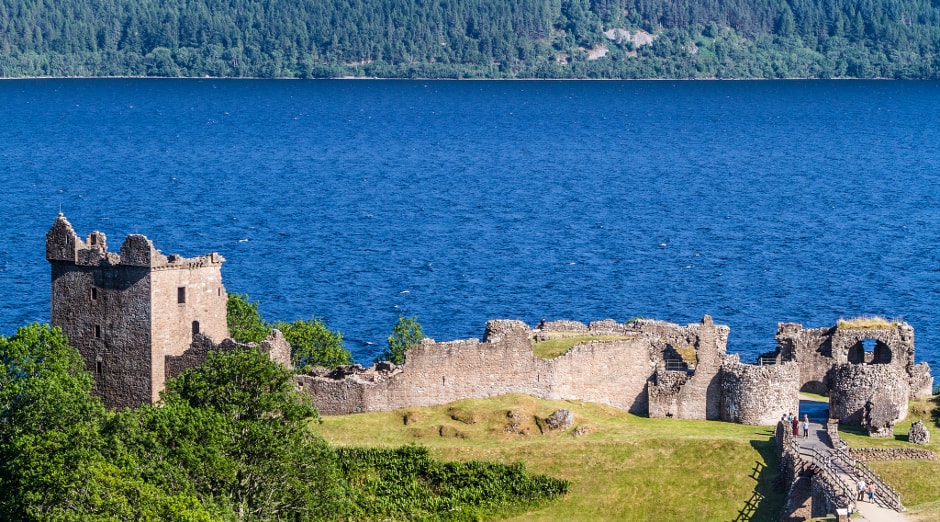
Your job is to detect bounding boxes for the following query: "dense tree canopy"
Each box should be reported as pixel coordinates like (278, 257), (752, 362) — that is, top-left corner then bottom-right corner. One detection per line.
(227, 293), (352, 370)
(0, 324), (568, 520)
(0, 0), (939, 78)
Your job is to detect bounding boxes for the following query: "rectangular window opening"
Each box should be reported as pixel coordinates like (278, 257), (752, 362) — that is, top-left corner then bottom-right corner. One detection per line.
(91, 287), (98, 300)
(94, 325), (101, 338)
(177, 287), (186, 304)
(96, 361), (102, 374)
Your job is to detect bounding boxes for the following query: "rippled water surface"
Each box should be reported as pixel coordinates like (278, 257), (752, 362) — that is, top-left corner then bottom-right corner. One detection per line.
(1, 79), (939, 371)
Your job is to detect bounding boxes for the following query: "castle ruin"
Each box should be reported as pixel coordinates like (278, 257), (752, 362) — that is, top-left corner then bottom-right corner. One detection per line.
(300, 316), (931, 432)
(47, 214), (260, 408)
(46, 217), (932, 432)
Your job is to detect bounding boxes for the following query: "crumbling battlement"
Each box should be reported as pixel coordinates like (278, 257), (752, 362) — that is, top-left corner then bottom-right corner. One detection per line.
(719, 355), (800, 425)
(45, 218), (933, 433)
(301, 315), (734, 418)
(47, 214), (230, 408)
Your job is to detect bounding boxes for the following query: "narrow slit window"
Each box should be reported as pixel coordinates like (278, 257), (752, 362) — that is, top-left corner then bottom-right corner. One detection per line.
(96, 360), (102, 374)
(94, 325), (101, 338)
(177, 287), (186, 304)
(192, 321), (200, 335)
(91, 287), (98, 300)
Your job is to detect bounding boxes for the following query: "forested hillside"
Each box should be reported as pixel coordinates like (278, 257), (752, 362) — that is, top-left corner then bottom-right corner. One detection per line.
(1, 0), (939, 78)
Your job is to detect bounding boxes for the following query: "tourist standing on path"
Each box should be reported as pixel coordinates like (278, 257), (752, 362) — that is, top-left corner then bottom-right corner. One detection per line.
(867, 481), (876, 503)
(792, 416), (800, 437)
(857, 478), (866, 501)
(802, 414), (810, 438)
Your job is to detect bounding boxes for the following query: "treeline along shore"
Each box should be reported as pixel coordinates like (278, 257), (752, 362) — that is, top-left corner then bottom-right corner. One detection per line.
(2, 0), (940, 79)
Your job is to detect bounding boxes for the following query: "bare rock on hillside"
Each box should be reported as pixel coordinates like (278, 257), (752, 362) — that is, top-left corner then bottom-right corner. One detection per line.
(545, 409), (575, 431)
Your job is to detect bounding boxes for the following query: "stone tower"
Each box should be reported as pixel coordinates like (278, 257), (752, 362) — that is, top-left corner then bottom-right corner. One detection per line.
(46, 214), (229, 408)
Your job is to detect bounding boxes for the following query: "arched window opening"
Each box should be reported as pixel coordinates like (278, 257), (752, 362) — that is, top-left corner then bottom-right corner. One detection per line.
(872, 341), (893, 364)
(192, 321), (200, 335)
(847, 342), (865, 364)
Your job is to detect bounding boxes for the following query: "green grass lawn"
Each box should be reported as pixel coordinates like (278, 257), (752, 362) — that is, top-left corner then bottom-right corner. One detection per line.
(836, 395), (940, 521)
(311, 394), (784, 521)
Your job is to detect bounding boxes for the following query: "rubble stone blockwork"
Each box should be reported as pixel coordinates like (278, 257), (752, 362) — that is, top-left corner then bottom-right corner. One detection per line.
(301, 315), (797, 424)
(828, 364), (910, 437)
(774, 320), (932, 435)
(299, 317), (732, 416)
(909, 420), (931, 445)
(45, 218), (934, 434)
(47, 215), (231, 408)
(719, 356), (800, 425)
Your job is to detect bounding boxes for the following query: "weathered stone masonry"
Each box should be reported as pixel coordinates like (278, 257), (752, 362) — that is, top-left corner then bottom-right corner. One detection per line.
(47, 214), (229, 408)
(47, 217), (932, 430)
(298, 315), (802, 425)
(772, 321), (933, 436)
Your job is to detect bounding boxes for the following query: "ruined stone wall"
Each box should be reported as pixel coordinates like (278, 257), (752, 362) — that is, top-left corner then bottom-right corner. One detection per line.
(48, 216), (155, 409)
(302, 317), (727, 417)
(646, 316), (729, 420)
(165, 330), (291, 385)
(828, 363), (909, 436)
(719, 356), (800, 425)
(536, 338), (656, 413)
(150, 253), (228, 357)
(776, 323), (833, 394)
(829, 325), (913, 368)
(150, 253), (228, 400)
(848, 447), (938, 462)
(165, 335), (235, 381)
(381, 334), (539, 410)
(647, 370), (690, 419)
(909, 362), (933, 399)
(776, 321), (931, 401)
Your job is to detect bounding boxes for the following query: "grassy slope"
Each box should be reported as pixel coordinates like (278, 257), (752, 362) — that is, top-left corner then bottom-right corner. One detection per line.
(836, 395), (940, 521)
(312, 394), (783, 521)
(531, 335), (637, 359)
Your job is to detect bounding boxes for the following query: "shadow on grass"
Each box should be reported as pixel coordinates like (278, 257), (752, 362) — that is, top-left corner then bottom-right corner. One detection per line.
(731, 432), (785, 521)
(931, 394), (940, 428)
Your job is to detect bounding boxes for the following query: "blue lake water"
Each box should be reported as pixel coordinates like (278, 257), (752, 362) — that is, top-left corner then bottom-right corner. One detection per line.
(1, 79), (939, 373)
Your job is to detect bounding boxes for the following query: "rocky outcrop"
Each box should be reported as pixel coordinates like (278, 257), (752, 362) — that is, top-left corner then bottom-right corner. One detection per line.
(543, 409), (574, 431)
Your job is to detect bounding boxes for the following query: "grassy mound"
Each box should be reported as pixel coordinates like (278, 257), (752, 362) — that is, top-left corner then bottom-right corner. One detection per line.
(311, 395), (784, 521)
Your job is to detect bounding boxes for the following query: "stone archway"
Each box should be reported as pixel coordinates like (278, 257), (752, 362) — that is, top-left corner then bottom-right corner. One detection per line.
(846, 338), (892, 365)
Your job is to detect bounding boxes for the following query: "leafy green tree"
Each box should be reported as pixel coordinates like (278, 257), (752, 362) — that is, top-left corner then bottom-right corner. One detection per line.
(0, 324), (211, 521)
(227, 293), (270, 344)
(276, 318), (351, 371)
(108, 348), (348, 520)
(0, 323), (104, 518)
(377, 315), (424, 365)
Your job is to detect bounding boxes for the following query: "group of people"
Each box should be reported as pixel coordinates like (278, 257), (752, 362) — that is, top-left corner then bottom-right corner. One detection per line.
(782, 412), (810, 438)
(780, 412), (879, 505)
(857, 478), (876, 503)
